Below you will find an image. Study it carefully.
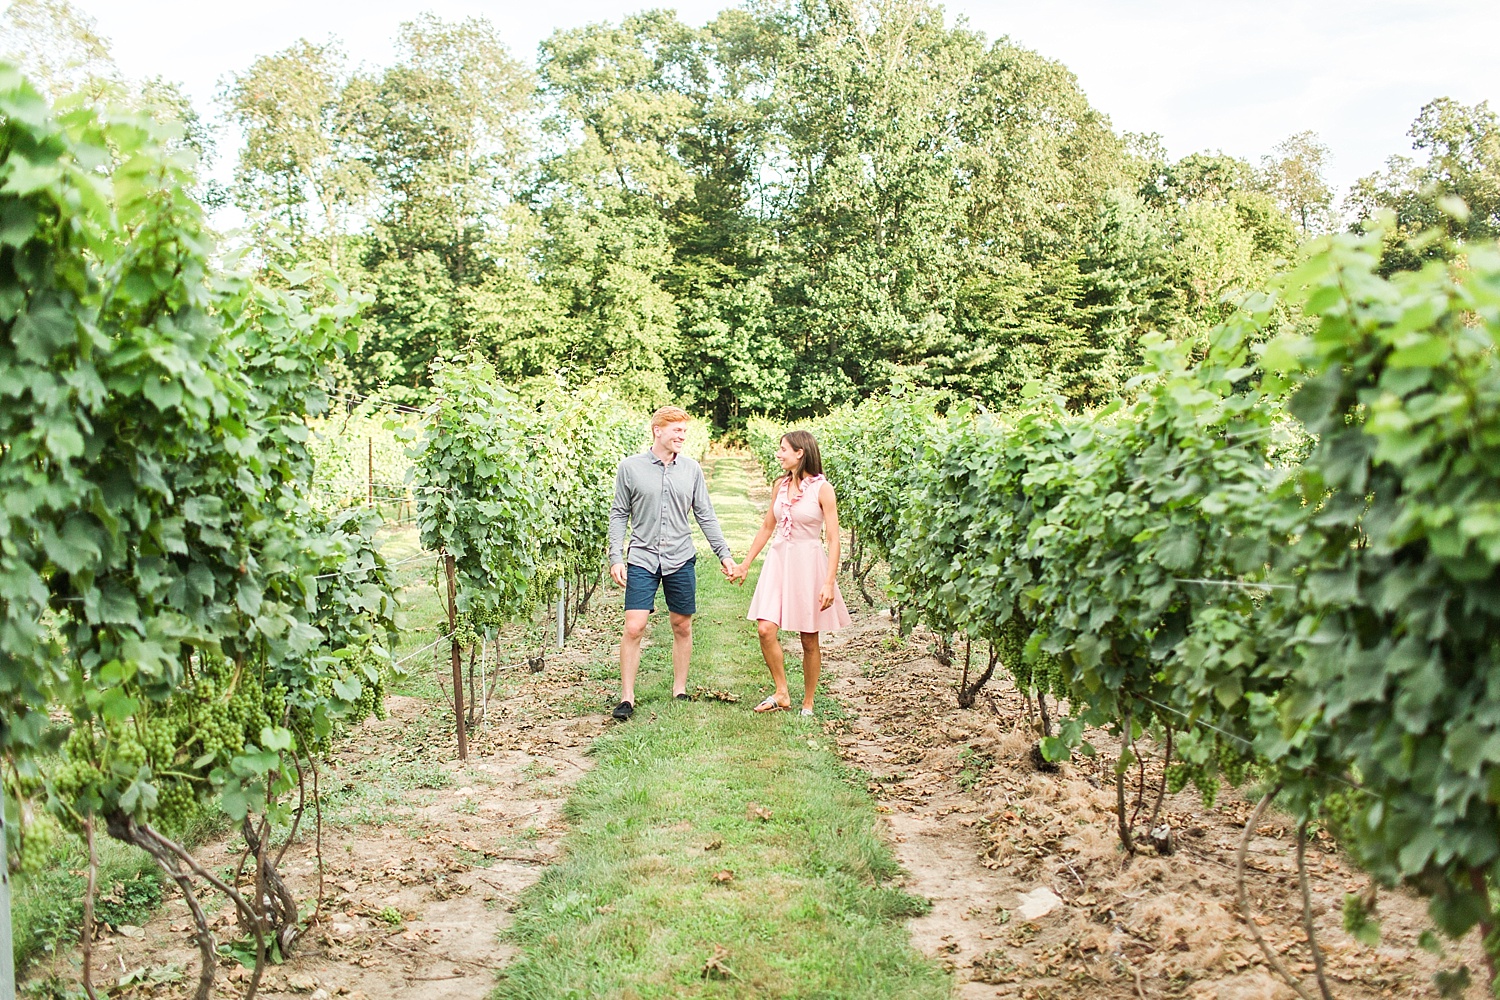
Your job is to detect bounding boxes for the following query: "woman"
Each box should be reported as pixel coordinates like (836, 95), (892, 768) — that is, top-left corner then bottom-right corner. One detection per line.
(734, 429), (852, 716)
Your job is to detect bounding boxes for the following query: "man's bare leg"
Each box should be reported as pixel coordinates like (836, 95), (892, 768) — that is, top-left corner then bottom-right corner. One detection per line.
(619, 609), (650, 704)
(670, 612), (693, 696)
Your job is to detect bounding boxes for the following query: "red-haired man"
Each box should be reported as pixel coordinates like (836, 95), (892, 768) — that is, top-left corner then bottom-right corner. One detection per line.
(606, 407), (735, 720)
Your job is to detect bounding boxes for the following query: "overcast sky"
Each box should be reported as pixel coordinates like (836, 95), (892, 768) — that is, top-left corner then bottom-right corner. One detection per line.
(65, 0), (1500, 200)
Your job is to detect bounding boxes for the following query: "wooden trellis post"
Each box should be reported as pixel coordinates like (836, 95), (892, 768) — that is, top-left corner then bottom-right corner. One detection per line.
(443, 554), (468, 761)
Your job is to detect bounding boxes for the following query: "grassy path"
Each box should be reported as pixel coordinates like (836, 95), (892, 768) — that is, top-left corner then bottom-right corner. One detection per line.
(492, 453), (948, 1000)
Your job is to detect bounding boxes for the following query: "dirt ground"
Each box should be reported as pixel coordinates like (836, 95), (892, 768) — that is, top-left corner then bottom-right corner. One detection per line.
(814, 600), (1489, 1000)
(41, 608), (1482, 1000)
(26, 631), (621, 1000)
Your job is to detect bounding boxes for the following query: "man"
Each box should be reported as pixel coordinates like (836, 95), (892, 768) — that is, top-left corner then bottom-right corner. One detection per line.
(607, 406), (735, 721)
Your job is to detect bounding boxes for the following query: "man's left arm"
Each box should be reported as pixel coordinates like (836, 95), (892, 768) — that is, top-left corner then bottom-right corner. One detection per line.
(690, 465), (735, 571)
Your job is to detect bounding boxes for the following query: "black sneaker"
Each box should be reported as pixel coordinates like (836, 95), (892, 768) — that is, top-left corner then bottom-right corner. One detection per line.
(611, 700), (635, 721)
(674, 693), (690, 702)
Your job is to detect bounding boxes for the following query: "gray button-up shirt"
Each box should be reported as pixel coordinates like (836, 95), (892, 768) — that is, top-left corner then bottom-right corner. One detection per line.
(608, 450), (732, 575)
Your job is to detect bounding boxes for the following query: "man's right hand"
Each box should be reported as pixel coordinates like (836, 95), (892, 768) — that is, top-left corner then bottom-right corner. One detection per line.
(610, 563), (628, 587)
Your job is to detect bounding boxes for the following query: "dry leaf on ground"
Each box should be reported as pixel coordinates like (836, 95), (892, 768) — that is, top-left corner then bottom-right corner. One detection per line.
(702, 944), (735, 980)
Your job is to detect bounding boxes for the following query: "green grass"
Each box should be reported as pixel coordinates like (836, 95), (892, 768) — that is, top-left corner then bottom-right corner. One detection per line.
(492, 454), (947, 1000)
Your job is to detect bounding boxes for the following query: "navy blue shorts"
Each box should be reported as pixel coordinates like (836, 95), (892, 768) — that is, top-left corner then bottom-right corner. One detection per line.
(624, 559), (697, 616)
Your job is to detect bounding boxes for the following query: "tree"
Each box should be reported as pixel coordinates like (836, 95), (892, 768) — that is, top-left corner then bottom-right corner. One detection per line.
(527, 10), (717, 403)
(663, 9), (784, 424)
(2, 0), (215, 179)
(1066, 189), (1182, 404)
(359, 14), (534, 263)
(1258, 130), (1335, 237)
(354, 15), (537, 391)
(207, 0), (1310, 419)
(223, 39), (372, 272)
(756, 0), (1129, 412)
(0, 0), (117, 100)
(1346, 98), (1500, 270)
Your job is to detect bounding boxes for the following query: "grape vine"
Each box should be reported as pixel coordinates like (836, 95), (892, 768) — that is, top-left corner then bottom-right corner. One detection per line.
(797, 226), (1500, 990)
(0, 66), (399, 999)
(411, 361), (643, 753)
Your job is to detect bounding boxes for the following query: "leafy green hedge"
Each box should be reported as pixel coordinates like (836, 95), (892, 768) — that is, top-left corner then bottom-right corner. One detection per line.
(814, 229), (1500, 980)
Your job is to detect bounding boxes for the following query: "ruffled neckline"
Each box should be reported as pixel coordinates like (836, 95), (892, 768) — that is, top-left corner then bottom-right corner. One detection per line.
(777, 474), (825, 536)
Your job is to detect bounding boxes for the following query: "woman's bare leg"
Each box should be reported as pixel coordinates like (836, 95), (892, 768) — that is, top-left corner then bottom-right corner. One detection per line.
(757, 620), (791, 707)
(800, 631), (821, 711)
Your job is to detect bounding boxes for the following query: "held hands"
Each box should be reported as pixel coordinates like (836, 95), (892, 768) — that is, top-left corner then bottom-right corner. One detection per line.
(819, 581), (836, 611)
(720, 557), (743, 584)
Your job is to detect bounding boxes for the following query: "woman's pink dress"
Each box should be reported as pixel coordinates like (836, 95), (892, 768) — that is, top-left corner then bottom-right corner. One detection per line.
(747, 474), (853, 633)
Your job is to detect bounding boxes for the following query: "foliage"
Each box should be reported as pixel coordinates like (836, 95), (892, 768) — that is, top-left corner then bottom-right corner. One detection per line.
(306, 406), (419, 513)
(813, 213), (1500, 979)
(1264, 231), (1500, 957)
(1259, 131), (1336, 237)
(412, 362), (643, 644)
(0, 1), (219, 195)
(0, 0), (116, 100)
(0, 63), (399, 990)
(217, 2), (1318, 422)
(743, 416), (784, 486)
(1346, 98), (1500, 272)
(221, 38), (373, 273)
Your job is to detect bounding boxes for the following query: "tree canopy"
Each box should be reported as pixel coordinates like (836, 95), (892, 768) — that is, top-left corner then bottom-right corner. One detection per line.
(47, 0), (1482, 424)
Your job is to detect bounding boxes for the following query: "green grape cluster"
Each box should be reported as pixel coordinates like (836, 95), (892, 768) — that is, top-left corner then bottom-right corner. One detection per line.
(297, 673), (337, 758)
(49, 754), (107, 832)
(1217, 739), (1250, 787)
(1192, 768), (1220, 810)
(10, 810), (62, 875)
(291, 643), (390, 755)
(996, 618), (1030, 690)
(108, 726), (148, 771)
(452, 607), (504, 650)
(227, 673), (273, 752)
(333, 645), (388, 726)
(350, 660), (386, 723)
(139, 716), (176, 768)
(453, 618), (479, 649)
(1036, 652), (1065, 701)
(154, 781), (198, 830)
(1317, 789), (1359, 844)
(265, 683), (289, 728)
(1165, 762), (1191, 795)
(181, 656), (257, 768)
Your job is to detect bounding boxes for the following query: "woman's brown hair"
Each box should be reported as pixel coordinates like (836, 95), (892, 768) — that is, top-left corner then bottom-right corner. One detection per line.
(781, 429), (823, 481)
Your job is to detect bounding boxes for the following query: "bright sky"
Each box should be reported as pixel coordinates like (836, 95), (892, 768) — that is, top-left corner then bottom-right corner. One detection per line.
(65, 0), (1500, 201)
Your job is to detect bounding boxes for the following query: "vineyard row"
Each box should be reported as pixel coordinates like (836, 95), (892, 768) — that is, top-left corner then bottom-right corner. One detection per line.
(752, 234), (1500, 995)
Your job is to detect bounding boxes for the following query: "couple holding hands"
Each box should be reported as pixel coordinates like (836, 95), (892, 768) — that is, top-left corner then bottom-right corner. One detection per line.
(606, 407), (851, 722)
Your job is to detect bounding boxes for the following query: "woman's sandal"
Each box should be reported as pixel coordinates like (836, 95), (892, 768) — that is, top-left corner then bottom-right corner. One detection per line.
(800, 708), (814, 717)
(754, 694), (791, 713)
